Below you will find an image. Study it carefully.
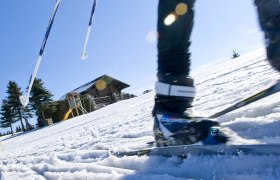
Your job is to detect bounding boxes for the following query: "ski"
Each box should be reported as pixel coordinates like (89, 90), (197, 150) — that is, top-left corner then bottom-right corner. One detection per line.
(210, 80), (280, 118)
(146, 80), (280, 146)
(81, 0), (97, 60)
(113, 80), (280, 157)
(20, 0), (61, 107)
(112, 144), (280, 158)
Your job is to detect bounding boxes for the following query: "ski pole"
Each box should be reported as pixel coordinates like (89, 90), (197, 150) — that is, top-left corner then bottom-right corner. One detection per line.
(210, 80), (280, 118)
(81, 0), (97, 60)
(20, 0), (61, 107)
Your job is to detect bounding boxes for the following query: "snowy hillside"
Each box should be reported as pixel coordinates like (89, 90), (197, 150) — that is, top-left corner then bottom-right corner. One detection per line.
(1, 48), (280, 179)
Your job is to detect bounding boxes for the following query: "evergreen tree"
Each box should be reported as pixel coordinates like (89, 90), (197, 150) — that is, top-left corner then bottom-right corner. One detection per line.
(29, 78), (56, 127)
(6, 81), (28, 131)
(0, 99), (16, 136)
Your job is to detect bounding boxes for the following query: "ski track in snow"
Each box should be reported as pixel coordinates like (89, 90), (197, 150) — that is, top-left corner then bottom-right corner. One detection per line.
(1, 49), (280, 179)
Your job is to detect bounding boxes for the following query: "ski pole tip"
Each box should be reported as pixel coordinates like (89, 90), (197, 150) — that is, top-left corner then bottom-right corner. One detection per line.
(81, 52), (88, 60)
(19, 95), (29, 107)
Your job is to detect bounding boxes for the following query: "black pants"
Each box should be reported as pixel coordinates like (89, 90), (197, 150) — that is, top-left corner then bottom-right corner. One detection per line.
(157, 0), (195, 77)
(157, 0), (280, 78)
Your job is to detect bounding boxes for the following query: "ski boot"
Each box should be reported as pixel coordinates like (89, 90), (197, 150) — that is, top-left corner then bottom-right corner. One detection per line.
(255, 0), (280, 72)
(153, 75), (228, 147)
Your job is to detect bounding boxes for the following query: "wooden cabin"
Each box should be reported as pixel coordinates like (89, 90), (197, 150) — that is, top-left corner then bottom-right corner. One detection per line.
(61, 75), (131, 107)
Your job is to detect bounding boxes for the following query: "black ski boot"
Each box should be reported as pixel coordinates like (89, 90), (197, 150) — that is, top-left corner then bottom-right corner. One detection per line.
(255, 0), (280, 72)
(153, 74), (228, 147)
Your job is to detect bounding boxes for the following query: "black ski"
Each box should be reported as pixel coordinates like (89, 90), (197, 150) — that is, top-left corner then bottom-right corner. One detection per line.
(210, 80), (280, 118)
(112, 144), (280, 158)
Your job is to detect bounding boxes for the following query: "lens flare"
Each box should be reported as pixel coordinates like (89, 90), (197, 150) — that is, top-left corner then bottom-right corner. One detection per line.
(146, 30), (158, 43)
(163, 3), (188, 26)
(95, 80), (107, 90)
(175, 3), (188, 15)
(164, 13), (177, 26)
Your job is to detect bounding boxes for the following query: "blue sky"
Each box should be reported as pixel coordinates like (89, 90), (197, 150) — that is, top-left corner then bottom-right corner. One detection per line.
(0, 0), (264, 110)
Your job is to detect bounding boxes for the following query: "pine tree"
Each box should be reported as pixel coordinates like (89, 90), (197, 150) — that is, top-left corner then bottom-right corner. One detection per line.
(6, 81), (27, 131)
(0, 99), (16, 136)
(29, 78), (56, 127)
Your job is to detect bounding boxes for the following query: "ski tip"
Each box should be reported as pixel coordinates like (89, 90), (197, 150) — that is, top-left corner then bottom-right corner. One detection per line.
(81, 52), (88, 60)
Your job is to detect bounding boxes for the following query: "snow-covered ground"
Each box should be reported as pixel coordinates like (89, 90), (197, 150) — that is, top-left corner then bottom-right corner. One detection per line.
(1, 48), (280, 179)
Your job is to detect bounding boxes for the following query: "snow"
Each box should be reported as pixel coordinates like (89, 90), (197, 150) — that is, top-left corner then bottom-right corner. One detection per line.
(1, 48), (280, 179)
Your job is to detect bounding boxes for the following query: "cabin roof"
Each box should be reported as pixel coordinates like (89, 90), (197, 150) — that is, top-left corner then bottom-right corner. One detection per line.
(59, 75), (129, 100)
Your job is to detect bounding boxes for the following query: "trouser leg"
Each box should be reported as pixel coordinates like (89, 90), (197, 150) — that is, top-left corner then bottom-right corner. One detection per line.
(155, 0), (196, 115)
(255, 0), (280, 72)
(154, 0), (228, 147)
(157, 0), (195, 77)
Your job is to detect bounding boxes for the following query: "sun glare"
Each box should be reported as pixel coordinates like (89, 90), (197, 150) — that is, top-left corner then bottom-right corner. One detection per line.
(164, 13), (177, 26)
(146, 30), (158, 43)
(95, 80), (107, 90)
(164, 3), (188, 26)
(175, 3), (188, 15)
